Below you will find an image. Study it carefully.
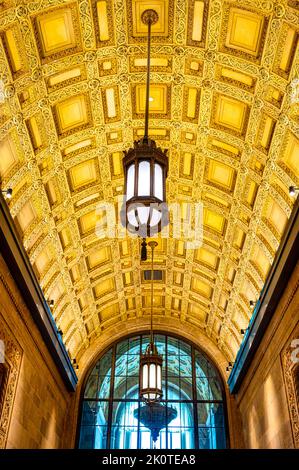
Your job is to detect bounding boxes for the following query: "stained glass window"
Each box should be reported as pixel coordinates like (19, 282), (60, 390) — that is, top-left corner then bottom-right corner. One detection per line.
(78, 334), (228, 449)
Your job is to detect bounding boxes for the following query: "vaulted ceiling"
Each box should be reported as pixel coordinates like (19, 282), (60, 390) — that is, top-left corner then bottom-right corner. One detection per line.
(0, 0), (298, 363)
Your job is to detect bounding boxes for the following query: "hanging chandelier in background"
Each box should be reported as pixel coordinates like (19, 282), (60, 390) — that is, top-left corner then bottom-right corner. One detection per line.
(139, 241), (163, 403)
(134, 239), (177, 445)
(121, 10), (169, 257)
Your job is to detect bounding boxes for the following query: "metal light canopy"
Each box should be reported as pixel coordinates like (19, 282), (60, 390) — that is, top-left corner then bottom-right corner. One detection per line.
(122, 10), (168, 238)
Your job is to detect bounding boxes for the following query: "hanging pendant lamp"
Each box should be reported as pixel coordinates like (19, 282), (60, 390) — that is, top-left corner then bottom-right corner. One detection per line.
(121, 10), (169, 241)
(139, 241), (163, 403)
(135, 241), (177, 444)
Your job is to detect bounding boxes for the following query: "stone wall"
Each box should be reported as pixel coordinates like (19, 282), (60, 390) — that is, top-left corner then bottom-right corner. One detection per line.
(235, 261), (299, 448)
(0, 254), (72, 448)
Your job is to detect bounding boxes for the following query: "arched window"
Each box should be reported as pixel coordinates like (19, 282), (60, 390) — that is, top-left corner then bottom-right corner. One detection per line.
(78, 334), (228, 449)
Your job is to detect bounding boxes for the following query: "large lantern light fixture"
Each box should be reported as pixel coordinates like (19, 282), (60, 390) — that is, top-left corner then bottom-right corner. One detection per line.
(121, 10), (168, 242)
(139, 241), (163, 403)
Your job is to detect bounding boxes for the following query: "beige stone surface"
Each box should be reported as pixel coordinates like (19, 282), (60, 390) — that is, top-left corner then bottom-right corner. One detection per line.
(235, 262), (299, 448)
(0, 255), (72, 449)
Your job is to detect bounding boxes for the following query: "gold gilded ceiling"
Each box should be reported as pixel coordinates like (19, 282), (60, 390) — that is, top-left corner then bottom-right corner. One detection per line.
(0, 0), (298, 364)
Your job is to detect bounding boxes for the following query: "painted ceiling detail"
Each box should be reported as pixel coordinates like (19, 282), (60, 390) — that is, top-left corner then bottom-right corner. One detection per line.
(0, 0), (298, 362)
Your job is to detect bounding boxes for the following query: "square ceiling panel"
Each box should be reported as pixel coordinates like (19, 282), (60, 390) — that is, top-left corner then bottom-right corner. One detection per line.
(132, 0), (169, 36)
(86, 246), (111, 271)
(225, 7), (265, 58)
(93, 277), (116, 299)
(16, 200), (36, 233)
(78, 209), (106, 236)
(191, 278), (213, 300)
(262, 196), (288, 239)
(34, 245), (54, 277)
(33, 5), (81, 61)
(280, 131), (299, 178)
(68, 159), (99, 192)
(194, 247), (219, 271)
(206, 158), (236, 192)
(0, 134), (20, 178)
(204, 208), (226, 235)
(250, 243), (271, 280)
(212, 94), (249, 136)
(133, 84), (170, 118)
(53, 95), (91, 136)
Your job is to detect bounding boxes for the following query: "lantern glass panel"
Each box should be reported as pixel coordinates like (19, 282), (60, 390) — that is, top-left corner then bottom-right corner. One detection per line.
(149, 363), (156, 388)
(157, 364), (162, 390)
(154, 163), (163, 200)
(128, 207), (138, 227)
(150, 208), (162, 227)
(142, 364), (148, 389)
(138, 161), (151, 196)
(137, 206), (150, 225)
(127, 164), (135, 200)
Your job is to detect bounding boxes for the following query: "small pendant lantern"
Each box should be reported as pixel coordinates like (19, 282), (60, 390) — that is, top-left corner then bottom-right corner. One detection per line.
(139, 241), (163, 403)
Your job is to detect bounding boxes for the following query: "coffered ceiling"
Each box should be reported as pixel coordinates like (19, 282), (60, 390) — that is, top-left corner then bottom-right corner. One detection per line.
(0, 0), (298, 364)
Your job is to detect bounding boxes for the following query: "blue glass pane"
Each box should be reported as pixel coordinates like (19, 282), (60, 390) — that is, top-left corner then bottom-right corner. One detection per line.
(81, 401), (97, 425)
(209, 378), (223, 401)
(112, 401), (139, 427)
(116, 338), (129, 356)
(127, 354), (140, 376)
(115, 354), (128, 376)
(196, 377), (210, 400)
(197, 403), (224, 427)
(180, 377), (193, 400)
(97, 375), (111, 399)
(167, 353), (179, 377)
(168, 378), (193, 400)
(94, 349), (112, 376)
(141, 335), (150, 353)
(81, 401), (109, 426)
(154, 334), (166, 356)
(167, 378), (180, 399)
(111, 426), (138, 449)
(84, 374), (98, 398)
(207, 361), (219, 378)
(178, 339), (191, 356)
(199, 427), (226, 449)
(167, 427), (195, 449)
(179, 355), (192, 377)
(128, 336), (141, 353)
(94, 426), (108, 449)
(195, 352), (208, 377)
(79, 426), (95, 449)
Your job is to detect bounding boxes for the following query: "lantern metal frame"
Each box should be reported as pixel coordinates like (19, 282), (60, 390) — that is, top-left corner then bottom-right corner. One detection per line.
(139, 341), (163, 404)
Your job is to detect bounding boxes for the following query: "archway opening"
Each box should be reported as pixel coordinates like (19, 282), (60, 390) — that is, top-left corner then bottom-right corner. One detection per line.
(78, 333), (228, 449)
